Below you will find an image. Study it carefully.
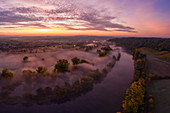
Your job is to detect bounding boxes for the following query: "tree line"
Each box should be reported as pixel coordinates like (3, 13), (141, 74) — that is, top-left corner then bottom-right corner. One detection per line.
(108, 38), (170, 52)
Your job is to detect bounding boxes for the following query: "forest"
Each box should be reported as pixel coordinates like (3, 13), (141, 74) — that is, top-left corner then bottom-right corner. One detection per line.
(108, 37), (170, 52)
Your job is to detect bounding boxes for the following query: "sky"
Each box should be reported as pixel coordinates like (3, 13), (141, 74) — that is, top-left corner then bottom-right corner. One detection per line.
(0, 0), (170, 37)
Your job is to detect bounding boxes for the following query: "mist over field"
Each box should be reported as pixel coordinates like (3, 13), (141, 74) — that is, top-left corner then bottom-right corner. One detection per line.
(0, 0), (169, 113)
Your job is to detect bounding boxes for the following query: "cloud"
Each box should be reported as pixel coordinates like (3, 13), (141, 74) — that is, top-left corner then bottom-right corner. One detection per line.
(0, 10), (41, 23)
(0, 0), (136, 33)
(115, 29), (137, 33)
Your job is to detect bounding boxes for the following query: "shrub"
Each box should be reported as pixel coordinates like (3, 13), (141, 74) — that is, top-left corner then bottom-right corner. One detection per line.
(22, 92), (34, 99)
(149, 98), (154, 104)
(90, 69), (102, 80)
(36, 88), (45, 97)
(23, 70), (34, 75)
(80, 76), (94, 89)
(22, 70), (36, 79)
(1, 69), (13, 78)
(101, 46), (112, 51)
(71, 57), (80, 65)
(36, 66), (47, 74)
(79, 59), (89, 64)
(54, 59), (69, 72)
(99, 51), (108, 57)
(23, 56), (28, 61)
(44, 87), (53, 95)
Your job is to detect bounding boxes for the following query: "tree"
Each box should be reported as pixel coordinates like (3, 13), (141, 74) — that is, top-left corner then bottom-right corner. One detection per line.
(22, 92), (34, 99)
(90, 69), (102, 80)
(71, 57), (80, 65)
(36, 88), (45, 97)
(1, 69), (13, 78)
(36, 66), (47, 74)
(22, 69), (35, 79)
(122, 78), (145, 113)
(101, 46), (112, 51)
(99, 51), (108, 57)
(80, 76), (94, 89)
(79, 59), (89, 64)
(23, 56), (28, 61)
(44, 87), (53, 95)
(54, 59), (69, 72)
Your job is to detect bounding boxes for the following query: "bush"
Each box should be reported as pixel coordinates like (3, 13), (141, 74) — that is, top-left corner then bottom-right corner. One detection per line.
(101, 46), (112, 51)
(99, 51), (108, 57)
(71, 81), (82, 94)
(36, 88), (45, 97)
(1, 69), (13, 78)
(23, 56), (28, 61)
(90, 69), (102, 80)
(149, 98), (154, 104)
(149, 104), (154, 110)
(36, 66), (47, 74)
(80, 76), (94, 89)
(54, 59), (69, 72)
(79, 59), (89, 64)
(44, 87), (53, 95)
(22, 92), (34, 99)
(71, 57), (80, 65)
(22, 70), (36, 79)
(71, 57), (89, 65)
(23, 70), (34, 75)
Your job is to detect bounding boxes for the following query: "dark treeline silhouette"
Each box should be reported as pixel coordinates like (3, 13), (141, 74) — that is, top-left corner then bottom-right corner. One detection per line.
(108, 38), (170, 52)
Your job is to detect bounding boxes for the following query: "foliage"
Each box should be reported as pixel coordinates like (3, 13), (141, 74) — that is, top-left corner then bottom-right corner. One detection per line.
(44, 87), (53, 95)
(23, 70), (33, 75)
(90, 69), (102, 80)
(101, 46), (112, 51)
(80, 76), (94, 89)
(1, 69), (13, 78)
(79, 59), (89, 64)
(54, 59), (69, 72)
(36, 88), (45, 97)
(22, 70), (36, 79)
(108, 38), (170, 52)
(22, 92), (34, 99)
(122, 49), (147, 112)
(71, 57), (80, 65)
(23, 56), (28, 61)
(122, 78), (145, 113)
(71, 57), (89, 65)
(99, 51), (108, 57)
(36, 66), (47, 74)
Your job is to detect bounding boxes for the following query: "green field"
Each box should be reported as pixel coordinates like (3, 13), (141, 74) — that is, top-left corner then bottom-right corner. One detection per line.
(160, 53), (170, 61)
(139, 47), (170, 61)
(139, 47), (158, 55)
(154, 51), (168, 55)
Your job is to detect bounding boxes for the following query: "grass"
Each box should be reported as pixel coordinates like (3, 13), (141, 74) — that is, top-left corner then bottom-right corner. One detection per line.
(139, 47), (170, 61)
(150, 79), (170, 113)
(159, 53), (170, 61)
(139, 47), (158, 55)
(154, 51), (168, 55)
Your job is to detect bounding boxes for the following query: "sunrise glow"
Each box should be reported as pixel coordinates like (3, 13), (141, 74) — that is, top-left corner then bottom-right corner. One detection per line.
(0, 0), (170, 37)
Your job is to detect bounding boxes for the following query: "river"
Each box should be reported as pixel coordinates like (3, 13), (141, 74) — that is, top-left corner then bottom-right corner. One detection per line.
(0, 48), (134, 113)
